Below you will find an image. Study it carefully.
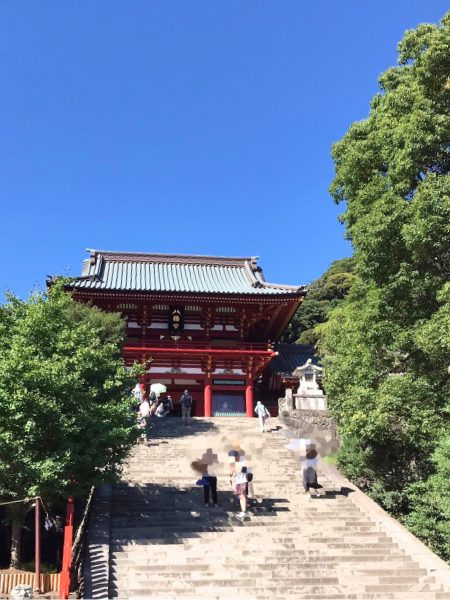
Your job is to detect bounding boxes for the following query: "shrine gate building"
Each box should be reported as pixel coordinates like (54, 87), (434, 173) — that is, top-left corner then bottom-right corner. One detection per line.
(68, 250), (306, 417)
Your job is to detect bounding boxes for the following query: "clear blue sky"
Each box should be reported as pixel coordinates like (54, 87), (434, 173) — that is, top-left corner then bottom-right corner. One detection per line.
(1, 2), (448, 298)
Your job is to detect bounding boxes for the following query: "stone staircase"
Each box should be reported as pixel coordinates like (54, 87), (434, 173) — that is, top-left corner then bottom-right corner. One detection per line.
(97, 417), (450, 599)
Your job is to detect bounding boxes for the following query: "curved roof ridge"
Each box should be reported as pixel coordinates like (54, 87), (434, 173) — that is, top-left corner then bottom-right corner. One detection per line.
(87, 248), (257, 267)
(260, 280), (306, 292)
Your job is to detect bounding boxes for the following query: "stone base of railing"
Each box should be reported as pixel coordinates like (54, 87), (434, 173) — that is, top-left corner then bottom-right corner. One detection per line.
(278, 408), (337, 435)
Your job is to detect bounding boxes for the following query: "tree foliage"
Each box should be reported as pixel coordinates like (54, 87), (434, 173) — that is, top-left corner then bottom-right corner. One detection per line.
(0, 282), (140, 565)
(322, 12), (450, 559)
(281, 257), (354, 345)
(404, 432), (450, 559)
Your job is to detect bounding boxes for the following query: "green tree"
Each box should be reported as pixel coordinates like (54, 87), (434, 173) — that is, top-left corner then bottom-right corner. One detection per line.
(0, 282), (140, 567)
(282, 257), (354, 345)
(404, 432), (450, 561)
(323, 12), (450, 557)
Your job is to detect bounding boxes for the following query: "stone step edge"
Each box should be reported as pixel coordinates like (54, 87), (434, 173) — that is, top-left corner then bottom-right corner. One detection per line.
(113, 574), (432, 584)
(110, 582), (444, 593)
(109, 594), (450, 600)
(110, 560), (421, 569)
(110, 590), (445, 599)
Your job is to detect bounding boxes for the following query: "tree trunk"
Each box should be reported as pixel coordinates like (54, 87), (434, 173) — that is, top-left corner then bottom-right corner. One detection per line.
(7, 503), (27, 569)
(10, 519), (21, 568)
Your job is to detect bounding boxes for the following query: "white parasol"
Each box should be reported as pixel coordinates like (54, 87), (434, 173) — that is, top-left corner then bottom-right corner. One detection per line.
(150, 383), (167, 397)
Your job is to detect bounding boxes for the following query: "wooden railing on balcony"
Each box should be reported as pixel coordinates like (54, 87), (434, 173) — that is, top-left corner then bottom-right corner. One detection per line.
(124, 337), (271, 352)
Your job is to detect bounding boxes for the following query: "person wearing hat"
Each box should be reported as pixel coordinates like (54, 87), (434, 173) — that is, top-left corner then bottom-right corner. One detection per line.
(302, 444), (322, 497)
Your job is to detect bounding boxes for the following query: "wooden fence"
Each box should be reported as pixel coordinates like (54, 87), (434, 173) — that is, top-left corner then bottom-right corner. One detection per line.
(0, 571), (60, 594)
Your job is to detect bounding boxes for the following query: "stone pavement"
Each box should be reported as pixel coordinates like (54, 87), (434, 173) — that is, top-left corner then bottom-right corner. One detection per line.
(84, 417), (450, 599)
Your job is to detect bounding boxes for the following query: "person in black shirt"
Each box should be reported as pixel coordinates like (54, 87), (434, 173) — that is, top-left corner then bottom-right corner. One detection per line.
(180, 389), (193, 423)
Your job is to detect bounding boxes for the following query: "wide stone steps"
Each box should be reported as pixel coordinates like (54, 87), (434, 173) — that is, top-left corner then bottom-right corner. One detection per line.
(93, 417), (450, 599)
(109, 526), (389, 538)
(108, 513), (385, 528)
(110, 583), (446, 596)
(112, 567), (428, 580)
(110, 537), (392, 550)
(113, 570), (431, 583)
(110, 517), (370, 527)
(112, 554), (421, 566)
(111, 561), (421, 574)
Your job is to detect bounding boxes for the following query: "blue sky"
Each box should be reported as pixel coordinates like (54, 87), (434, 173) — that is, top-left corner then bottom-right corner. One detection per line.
(1, 2), (448, 298)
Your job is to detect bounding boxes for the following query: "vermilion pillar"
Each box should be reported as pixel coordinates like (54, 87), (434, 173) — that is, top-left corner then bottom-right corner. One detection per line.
(58, 496), (74, 600)
(204, 379), (212, 417)
(245, 382), (254, 417)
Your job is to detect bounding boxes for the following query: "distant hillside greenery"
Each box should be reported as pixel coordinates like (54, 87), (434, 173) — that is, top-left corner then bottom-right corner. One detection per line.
(321, 13), (450, 562)
(281, 257), (354, 346)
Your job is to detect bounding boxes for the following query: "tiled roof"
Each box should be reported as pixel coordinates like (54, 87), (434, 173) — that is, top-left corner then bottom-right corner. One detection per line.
(69, 250), (306, 296)
(269, 343), (319, 375)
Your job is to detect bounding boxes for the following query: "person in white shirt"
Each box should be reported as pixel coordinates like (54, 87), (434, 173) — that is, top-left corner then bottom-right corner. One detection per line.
(234, 466), (251, 521)
(139, 397), (150, 418)
(254, 400), (270, 432)
(138, 397), (151, 437)
(155, 402), (166, 417)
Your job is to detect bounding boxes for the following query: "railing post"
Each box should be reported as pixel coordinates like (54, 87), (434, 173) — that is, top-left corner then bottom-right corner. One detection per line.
(34, 498), (41, 593)
(58, 496), (74, 599)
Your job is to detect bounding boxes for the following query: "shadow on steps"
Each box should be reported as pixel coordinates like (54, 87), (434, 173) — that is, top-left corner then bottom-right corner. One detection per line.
(144, 417), (219, 440)
(111, 482), (292, 543)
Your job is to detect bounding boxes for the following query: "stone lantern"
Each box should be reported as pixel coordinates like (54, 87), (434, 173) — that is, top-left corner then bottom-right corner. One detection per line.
(292, 359), (327, 410)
